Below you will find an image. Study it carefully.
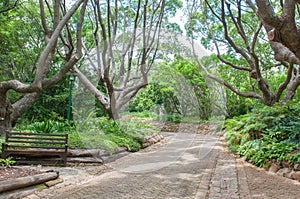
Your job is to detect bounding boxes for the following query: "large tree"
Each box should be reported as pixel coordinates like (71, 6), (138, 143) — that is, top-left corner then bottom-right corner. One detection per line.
(74, 0), (182, 119)
(0, 0), (87, 135)
(253, 0), (300, 102)
(187, 0), (300, 106)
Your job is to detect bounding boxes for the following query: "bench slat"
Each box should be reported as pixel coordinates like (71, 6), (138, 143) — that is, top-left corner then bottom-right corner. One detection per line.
(5, 140), (66, 145)
(8, 136), (66, 141)
(4, 144), (66, 150)
(8, 132), (67, 137)
(4, 150), (66, 155)
(2, 131), (68, 166)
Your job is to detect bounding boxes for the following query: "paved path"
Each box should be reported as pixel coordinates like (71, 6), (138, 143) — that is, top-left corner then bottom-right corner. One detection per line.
(21, 133), (245, 199)
(10, 132), (300, 199)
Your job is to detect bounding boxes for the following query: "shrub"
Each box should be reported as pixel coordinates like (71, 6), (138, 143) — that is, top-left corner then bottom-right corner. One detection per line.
(224, 101), (300, 167)
(16, 120), (72, 134)
(15, 110), (159, 152)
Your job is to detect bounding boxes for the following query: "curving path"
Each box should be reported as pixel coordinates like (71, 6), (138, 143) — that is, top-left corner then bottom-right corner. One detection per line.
(20, 132), (300, 199)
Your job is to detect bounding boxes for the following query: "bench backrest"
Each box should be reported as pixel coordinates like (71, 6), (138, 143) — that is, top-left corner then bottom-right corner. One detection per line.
(4, 132), (68, 151)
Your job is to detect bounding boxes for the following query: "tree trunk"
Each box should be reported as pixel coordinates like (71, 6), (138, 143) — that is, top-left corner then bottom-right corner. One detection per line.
(0, 91), (12, 136)
(280, 78), (300, 104)
(105, 94), (120, 120)
(11, 93), (40, 126)
(0, 90), (41, 135)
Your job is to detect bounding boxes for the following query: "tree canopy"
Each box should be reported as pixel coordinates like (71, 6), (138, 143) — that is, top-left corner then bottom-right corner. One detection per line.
(1, 0), (300, 132)
(186, 0), (300, 107)
(0, 0), (87, 134)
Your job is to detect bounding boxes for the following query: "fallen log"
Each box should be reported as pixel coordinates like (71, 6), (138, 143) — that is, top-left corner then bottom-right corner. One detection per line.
(0, 171), (59, 193)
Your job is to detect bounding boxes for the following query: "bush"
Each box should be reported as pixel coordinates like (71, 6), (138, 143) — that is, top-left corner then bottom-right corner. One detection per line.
(237, 138), (297, 167)
(16, 120), (72, 134)
(224, 101), (300, 167)
(15, 110), (160, 152)
(99, 118), (146, 152)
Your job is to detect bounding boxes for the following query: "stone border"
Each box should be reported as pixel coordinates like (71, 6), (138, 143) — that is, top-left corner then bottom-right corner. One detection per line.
(266, 162), (300, 181)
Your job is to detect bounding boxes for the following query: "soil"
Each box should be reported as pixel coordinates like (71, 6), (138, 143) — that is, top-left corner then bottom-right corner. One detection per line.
(0, 167), (43, 181)
(242, 161), (300, 198)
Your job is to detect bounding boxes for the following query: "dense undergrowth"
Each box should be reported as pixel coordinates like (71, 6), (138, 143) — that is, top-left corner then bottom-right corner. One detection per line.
(15, 113), (159, 153)
(224, 101), (300, 168)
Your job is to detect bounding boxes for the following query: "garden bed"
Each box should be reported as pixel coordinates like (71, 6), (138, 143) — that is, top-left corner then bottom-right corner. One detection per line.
(0, 167), (43, 182)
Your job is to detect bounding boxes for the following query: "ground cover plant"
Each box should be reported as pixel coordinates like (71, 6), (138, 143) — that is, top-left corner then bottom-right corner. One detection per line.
(0, 158), (15, 168)
(14, 114), (159, 153)
(224, 101), (300, 168)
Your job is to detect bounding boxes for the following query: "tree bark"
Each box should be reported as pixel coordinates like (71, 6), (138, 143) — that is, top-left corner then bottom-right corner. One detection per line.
(11, 93), (40, 126)
(0, 92), (12, 136)
(255, 0), (300, 60)
(79, 0), (165, 120)
(281, 76), (300, 104)
(189, 0), (300, 107)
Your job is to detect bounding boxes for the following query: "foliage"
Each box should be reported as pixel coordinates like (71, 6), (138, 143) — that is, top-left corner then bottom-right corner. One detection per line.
(237, 138), (297, 168)
(16, 114), (157, 152)
(0, 157), (16, 168)
(0, 1), (43, 83)
(97, 117), (146, 152)
(224, 101), (300, 167)
(17, 109), (158, 152)
(121, 111), (158, 121)
(129, 82), (181, 115)
(20, 77), (70, 123)
(16, 120), (72, 134)
(120, 120), (159, 136)
(202, 55), (256, 118)
(186, 0), (300, 108)
(129, 83), (164, 113)
(171, 56), (212, 119)
(129, 56), (218, 120)
(160, 114), (182, 123)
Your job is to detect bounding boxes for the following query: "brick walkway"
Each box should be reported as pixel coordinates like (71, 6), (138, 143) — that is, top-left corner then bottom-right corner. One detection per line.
(6, 132), (299, 199)
(20, 133), (245, 198)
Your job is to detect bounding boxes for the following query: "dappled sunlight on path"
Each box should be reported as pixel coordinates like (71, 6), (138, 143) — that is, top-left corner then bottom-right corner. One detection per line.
(108, 133), (219, 173)
(20, 131), (300, 199)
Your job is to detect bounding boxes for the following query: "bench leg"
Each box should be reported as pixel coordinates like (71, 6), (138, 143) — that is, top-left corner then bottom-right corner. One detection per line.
(61, 154), (67, 167)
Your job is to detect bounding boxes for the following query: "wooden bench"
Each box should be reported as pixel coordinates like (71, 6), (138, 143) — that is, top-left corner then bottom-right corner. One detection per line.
(1, 132), (68, 166)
